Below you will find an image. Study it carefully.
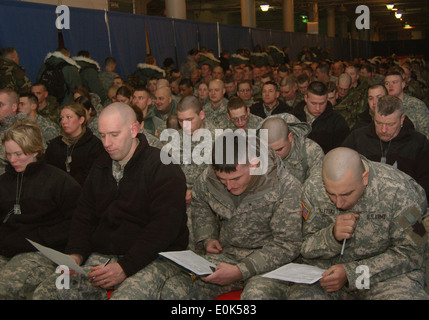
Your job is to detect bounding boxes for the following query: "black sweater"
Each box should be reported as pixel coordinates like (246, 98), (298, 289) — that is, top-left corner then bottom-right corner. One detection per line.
(66, 134), (188, 277)
(0, 160), (81, 257)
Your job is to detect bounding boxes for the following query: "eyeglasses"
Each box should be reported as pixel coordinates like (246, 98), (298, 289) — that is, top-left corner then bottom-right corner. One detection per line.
(238, 88), (251, 92)
(230, 115), (249, 123)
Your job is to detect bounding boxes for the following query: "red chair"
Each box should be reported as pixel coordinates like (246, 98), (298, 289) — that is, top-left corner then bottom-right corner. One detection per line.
(215, 290), (243, 300)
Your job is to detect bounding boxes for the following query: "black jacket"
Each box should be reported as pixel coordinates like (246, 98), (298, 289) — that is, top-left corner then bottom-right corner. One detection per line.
(342, 117), (429, 199)
(66, 134), (188, 277)
(45, 128), (104, 186)
(250, 99), (293, 119)
(292, 101), (350, 154)
(0, 160), (81, 257)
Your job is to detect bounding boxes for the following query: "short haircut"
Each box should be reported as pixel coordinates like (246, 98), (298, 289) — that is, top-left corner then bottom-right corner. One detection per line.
(177, 95), (202, 114)
(0, 88), (19, 105)
(31, 83), (47, 91)
(376, 95), (403, 116)
(238, 80), (252, 90)
(105, 57), (117, 66)
(307, 81), (327, 96)
(385, 69), (403, 80)
(211, 132), (252, 172)
(227, 96), (247, 112)
(360, 64), (373, 74)
(296, 73), (310, 84)
(77, 50), (90, 58)
(19, 93), (39, 107)
(262, 80), (280, 92)
(179, 78), (193, 88)
(280, 76), (296, 88)
(326, 81), (337, 93)
(2, 119), (44, 159)
(116, 85), (133, 99)
(316, 63), (330, 74)
(0, 47), (16, 58)
(368, 83), (388, 95)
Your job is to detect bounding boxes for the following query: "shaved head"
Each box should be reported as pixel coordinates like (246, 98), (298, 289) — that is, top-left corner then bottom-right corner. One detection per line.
(98, 102), (139, 161)
(99, 102), (137, 125)
(322, 147), (364, 182)
(261, 117), (289, 144)
(322, 148), (369, 210)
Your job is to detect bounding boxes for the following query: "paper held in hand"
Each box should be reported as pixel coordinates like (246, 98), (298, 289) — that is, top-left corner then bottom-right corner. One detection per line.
(159, 250), (216, 276)
(26, 238), (88, 275)
(262, 263), (326, 284)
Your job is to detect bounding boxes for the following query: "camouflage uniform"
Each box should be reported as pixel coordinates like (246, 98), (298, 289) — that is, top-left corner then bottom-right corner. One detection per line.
(289, 157), (428, 300)
(140, 128), (164, 149)
(131, 148), (303, 300)
(333, 86), (368, 130)
(34, 114), (60, 147)
(144, 106), (166, 138)
(99, 69), (119, 93)
(153, 98), (178, 122)
(0, 56), (32, 95)
(401, 94), (429, 140)
(0, 252), (56, 300)
(203, 98), (231, 130)
(279, 121), (324, 184)
(38, 95), (60, 125)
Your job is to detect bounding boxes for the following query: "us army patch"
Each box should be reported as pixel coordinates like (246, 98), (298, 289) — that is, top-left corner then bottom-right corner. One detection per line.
(398, 206), (428, 247)
(301, 202), (310, 220)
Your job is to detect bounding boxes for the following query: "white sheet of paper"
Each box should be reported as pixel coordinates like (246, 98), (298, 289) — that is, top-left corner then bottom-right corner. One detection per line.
(262, 263), (325, 284)
(159, 250), (216, 276)
(26, 238), (88, 275)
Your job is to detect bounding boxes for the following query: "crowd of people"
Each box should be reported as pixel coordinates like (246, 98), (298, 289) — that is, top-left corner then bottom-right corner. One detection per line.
(0, 41), (428, 300)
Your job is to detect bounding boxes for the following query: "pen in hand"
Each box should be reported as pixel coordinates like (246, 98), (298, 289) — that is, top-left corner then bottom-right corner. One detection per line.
(341, 239), (346, 256)
(92, 258), (111, 281)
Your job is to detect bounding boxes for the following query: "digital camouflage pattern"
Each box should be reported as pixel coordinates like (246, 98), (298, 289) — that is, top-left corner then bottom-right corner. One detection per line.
(38, 95), (60, 125)
(401, 94), (429, 140)
(34, 114), (60, 147)
(294, 156), (428, 299)
(202, 98), (230, 130)
(0, 252), (55, 300)
(280, 121), (324, 184)
(121, 147), (303, 299)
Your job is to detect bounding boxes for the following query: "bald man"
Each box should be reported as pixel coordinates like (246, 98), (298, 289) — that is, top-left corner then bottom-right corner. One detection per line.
(261, 116), (324, 183)
(153, 86), (177, 121)
(34, 103), (188, 300)
(288, 147), (428, 300)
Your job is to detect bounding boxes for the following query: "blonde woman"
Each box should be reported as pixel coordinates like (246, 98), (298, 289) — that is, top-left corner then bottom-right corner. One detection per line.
(0, 119), (81, 299)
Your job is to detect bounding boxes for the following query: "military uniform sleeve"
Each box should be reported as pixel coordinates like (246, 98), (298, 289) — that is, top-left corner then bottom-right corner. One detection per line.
(235, 175), (303, 280)
(190, 172), (219, 247)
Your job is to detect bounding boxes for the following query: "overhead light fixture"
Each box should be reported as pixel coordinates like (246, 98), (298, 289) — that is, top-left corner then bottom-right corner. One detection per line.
(386, 4), (394, 10)
(260, 4), (269, 11)
(395, 11), (402, 19)
(404, 24), (413, 29)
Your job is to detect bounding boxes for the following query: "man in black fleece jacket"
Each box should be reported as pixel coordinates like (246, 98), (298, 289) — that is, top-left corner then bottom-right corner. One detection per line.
(34, 103), (188, 300)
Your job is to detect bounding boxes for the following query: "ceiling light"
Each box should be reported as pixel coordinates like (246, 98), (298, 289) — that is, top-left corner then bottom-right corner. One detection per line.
(260, 4), (269, 11)
(395, 11), (402, 19)
(404, 24), (413, 29)
(386, 4), (394, 10)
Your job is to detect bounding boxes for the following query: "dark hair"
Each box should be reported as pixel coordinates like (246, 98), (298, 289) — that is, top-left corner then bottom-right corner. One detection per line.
(75, 95), (96, 118)
(19, 93), (39, 107)
(307, 81), (327, 96)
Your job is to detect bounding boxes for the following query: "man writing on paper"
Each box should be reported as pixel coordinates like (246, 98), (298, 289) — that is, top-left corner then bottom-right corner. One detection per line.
(288, 147), (428, 300)
(33, 103), (188, 300)
(127, 131), (302, 299)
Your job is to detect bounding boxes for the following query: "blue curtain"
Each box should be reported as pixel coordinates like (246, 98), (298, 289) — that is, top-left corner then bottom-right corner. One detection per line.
(61, 6), (111, 69)
(0, 0), (376, 84)
(107, 11), (148, 79)
(173, 19), (198, 68)
(219, 23), (251, 54)
(0, 0), (58, 82)
(144, 15), (176, 69)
